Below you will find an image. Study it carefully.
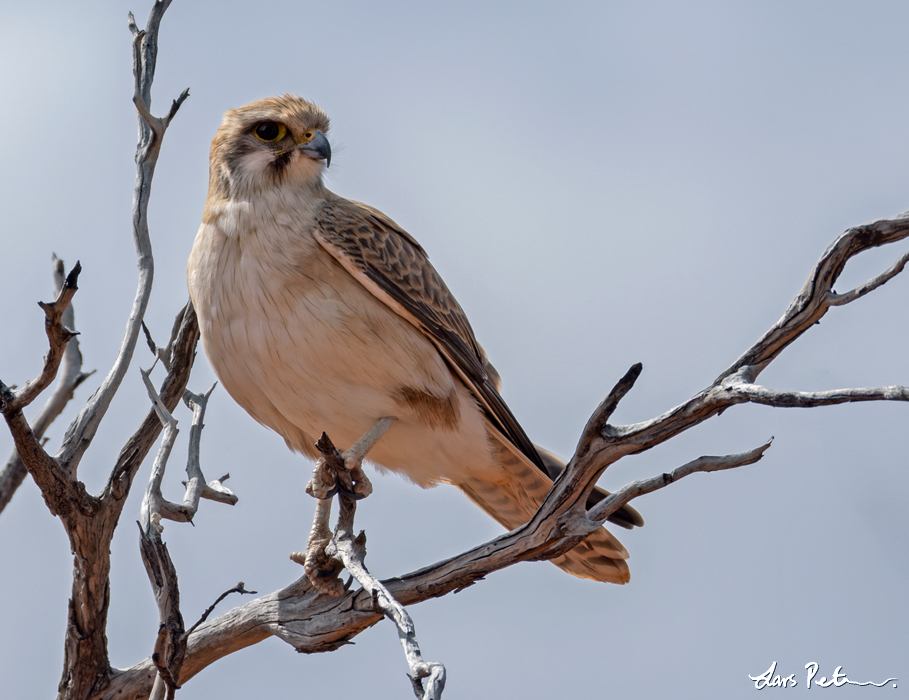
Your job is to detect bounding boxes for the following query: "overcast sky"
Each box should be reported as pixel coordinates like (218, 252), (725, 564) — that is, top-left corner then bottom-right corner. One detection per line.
(2, 1), (908, 698)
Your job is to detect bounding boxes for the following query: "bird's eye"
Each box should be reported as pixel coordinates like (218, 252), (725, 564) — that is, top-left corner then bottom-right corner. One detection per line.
(254, 122), (286, 142)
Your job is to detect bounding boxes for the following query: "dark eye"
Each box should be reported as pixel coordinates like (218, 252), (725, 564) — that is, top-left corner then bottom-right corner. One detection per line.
(254, 122), (285, 142)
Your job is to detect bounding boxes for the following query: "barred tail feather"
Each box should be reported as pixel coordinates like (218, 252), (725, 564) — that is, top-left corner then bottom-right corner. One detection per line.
(455, 430), (631, 585)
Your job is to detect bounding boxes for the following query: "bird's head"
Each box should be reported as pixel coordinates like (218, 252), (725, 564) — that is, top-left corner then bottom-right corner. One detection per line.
(207, 94), (331, 202)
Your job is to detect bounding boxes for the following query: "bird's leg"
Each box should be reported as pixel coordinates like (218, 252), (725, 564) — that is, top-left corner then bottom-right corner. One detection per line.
(291, 457), (344, 595)
(341, 416), (397, 499)
(292, 417), (397, 596)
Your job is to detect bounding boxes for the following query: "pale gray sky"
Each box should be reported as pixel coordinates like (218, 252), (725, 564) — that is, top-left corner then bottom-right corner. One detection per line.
(2, 1), (907, 697)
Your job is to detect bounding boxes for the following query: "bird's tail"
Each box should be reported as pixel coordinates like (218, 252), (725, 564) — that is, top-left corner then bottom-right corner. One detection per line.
(455, 429), (638, 584)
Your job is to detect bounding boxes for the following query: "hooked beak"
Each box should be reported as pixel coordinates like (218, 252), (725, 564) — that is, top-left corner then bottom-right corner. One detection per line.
(297, 130), (331, 168)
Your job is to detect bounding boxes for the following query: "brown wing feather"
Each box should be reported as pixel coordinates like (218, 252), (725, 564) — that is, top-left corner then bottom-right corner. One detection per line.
(314, 195), (547, 472)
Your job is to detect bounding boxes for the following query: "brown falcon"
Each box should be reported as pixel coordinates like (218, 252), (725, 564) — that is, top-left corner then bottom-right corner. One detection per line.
(188, 94), (642, 584)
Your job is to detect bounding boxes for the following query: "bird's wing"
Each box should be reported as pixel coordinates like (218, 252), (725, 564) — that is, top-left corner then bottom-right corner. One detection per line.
(313, 195), (547, 472)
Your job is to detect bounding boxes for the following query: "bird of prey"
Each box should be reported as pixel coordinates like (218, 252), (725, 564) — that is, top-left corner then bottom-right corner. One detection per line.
(188, 94), (642, 584)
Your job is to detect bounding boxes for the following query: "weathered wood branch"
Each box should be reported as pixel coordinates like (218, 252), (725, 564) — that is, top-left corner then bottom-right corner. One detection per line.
(543, 214), (909, 520)
(140, 383), (228, 526)
(4, 260), (81, 413)
(719, 212), (909, 383)
(55, 0), (188, 476)
(727, 381), (909, 408)
(22, 6), (196, 699)
(0, 259), (89, 518)
(184, 582), (257, 639)
(139, 368), (180, 534)
(585, 440), (774, 524)
(301, 426), (446, 698)
(828, 247), (909, 306)
(329, 533), (447, 700)
(137, 361), (232, 699)
(136, 379), (190, 700)
(49, 300), (198, 700)
(106, 302), (200, 503)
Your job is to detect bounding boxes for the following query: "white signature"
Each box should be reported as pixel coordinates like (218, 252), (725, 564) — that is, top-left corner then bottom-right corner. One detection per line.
(749, 661), (897, 689)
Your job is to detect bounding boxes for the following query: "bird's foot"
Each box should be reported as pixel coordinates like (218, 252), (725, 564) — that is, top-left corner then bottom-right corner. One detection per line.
(295, 420), (396, 596)
(305, 457), (337, 499)
(291, 494), (347, 596)
(343, 454), (373, 498)
(290, 537), (346, 597)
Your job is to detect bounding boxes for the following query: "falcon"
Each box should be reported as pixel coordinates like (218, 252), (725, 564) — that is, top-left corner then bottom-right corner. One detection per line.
(188, 94), (642, 584)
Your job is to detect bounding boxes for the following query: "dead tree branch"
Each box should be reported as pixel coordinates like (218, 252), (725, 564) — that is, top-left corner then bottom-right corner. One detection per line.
(296, 426), (446, 698)
(0, 5), (195, 699)
(55, 0), (189, 476)
(0, 257), (92, 513)
(137, 372), (232, 700)
(0, 258), (89, 519)
(4, 260), (81, 413)
(90, 211), (909, 700)
(542, 214), (909, 529)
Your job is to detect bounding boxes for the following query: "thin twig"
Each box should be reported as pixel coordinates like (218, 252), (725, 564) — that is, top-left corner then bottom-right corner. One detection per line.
(586, 440), (774, 524)
(828, 248), (909, 305)
(329, 535), (447, 700)
(185, 582), (257, 638)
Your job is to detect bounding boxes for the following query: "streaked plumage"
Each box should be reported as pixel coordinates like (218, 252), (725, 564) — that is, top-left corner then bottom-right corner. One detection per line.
(188, 94), (642, 584)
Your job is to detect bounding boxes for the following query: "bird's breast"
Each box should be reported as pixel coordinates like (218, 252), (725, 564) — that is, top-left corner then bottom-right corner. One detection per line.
(187, 197), (493, 486)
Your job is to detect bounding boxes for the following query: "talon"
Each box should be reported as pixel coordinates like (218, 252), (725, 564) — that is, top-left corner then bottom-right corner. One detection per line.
(305, 459), (337, 499)
(298, 538), (345, 597)
(323, 483), (341, 499)
(346, 462), (373, 498)
(352, 475), (372, 498)
(333, 482), (365, 500)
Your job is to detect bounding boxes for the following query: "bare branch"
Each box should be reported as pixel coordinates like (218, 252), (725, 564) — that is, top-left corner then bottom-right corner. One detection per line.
(194, 473), (237, 506)
(106, 302), (199, 504)
(185, 582), (257, 638)
(551, 214), (909, 482)
(137, 514), (183, 700)
(0, 401), (83, 518)
(56, 0), (187, 475)
(150, 385), (234, 524)
(138, 368), (179, 535)
(5, 261), (81, 412)
(719, 212), (909, 383)
(178, 386), (217, 515)
(0, 258), (91, 513)
(573, 362), (642, 461)
(728, 382), (909, 408)
(0, 263), (94, 519)
(163, 88), (191, 128)
(586, 440), (774, 524)
(135, 377), (195, 699)
(293, 423), (391, 595)
(0, 451), (32, 514)
(136, 364), (231, 699)
(291, 421), (446, 698)
(329, 535), (447, 700)
(828, 247), (909, 306)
